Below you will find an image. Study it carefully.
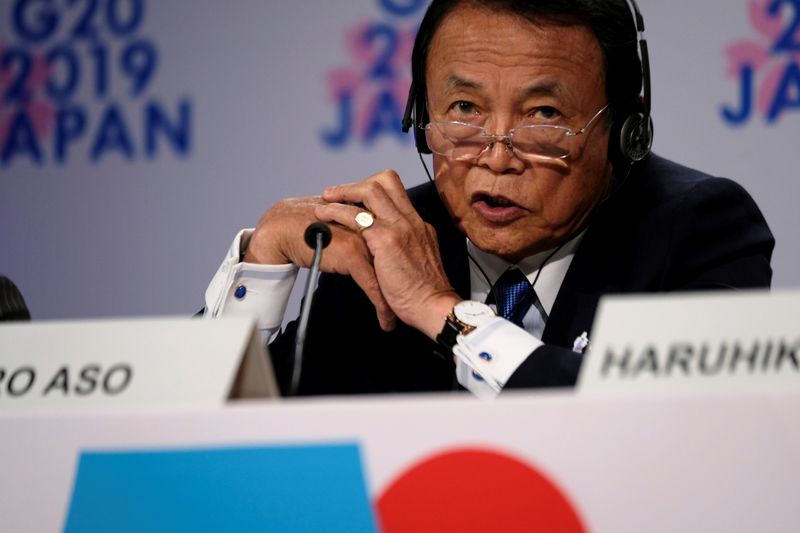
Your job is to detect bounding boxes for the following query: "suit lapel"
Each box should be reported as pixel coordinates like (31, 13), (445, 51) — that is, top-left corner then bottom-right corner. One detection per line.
(543, 162), (643, 349)
(542, 276), (599, 348)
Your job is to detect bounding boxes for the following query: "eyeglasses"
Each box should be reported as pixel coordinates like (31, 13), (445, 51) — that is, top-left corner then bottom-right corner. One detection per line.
(421, 105), (609, 162)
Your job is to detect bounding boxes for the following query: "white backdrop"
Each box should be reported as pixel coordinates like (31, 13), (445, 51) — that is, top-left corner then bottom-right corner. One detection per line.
(0, 0), (797, 320)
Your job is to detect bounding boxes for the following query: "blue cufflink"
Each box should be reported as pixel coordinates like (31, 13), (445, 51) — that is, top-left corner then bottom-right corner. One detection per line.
(471, 371), (484, 381)
(479, 352), (493, 362)
(234, 285), (247, 299)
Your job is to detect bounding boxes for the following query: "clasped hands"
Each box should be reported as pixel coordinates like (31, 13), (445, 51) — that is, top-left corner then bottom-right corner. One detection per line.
(243, 170), (461, 339)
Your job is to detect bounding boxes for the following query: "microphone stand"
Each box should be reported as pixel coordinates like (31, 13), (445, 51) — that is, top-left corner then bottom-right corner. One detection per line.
(290, 222), (332, 396)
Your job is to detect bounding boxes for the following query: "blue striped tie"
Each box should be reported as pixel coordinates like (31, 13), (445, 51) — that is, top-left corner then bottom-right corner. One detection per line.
(494, 268), (531, 327)
(492, 268), (547, 331)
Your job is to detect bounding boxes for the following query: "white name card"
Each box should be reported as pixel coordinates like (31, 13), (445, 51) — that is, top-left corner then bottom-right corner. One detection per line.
(0, 316), (278, 410)
(578, 289), (800, 395)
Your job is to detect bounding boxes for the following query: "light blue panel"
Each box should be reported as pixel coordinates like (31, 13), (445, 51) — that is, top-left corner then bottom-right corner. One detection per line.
(64, 443), (377, 533)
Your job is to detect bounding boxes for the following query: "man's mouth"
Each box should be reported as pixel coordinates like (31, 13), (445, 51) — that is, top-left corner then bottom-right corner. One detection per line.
(472, 194), (524, 223)
(479, 194), (515, 208)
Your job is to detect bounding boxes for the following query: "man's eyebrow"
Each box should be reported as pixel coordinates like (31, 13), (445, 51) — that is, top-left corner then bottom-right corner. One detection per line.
(442, 76), (564, 98)
(443, 75), (484, 92)
(520, 81), (563, 98)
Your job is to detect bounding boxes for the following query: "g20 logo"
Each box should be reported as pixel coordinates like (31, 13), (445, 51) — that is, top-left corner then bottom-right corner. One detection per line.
(0, 0), (191, 168)
(320, 0), (427, 148)
(722, 0), (800, 125)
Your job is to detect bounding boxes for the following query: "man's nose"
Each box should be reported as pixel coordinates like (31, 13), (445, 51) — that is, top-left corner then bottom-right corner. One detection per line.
(478, 136), (526, 174)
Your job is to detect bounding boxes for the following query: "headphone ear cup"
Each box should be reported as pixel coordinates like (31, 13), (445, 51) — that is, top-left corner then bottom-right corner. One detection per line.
(619, 112), (653, 162)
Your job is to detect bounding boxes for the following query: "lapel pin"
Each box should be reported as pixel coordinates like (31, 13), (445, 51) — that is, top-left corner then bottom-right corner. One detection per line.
(572, 331), (590, 354)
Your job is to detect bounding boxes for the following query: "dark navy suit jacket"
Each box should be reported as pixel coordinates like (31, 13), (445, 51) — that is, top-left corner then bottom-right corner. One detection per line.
(268, 154), (774, 395)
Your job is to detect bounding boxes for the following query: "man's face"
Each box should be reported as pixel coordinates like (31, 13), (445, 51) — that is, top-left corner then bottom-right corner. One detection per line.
(427, 5), (613, 262)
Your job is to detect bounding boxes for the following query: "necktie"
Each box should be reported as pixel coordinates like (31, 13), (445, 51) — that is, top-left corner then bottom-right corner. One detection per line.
(491, 267), (547, 334)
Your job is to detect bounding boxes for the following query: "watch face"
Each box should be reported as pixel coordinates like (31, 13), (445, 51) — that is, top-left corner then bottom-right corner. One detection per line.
(453, 301), (495, 328)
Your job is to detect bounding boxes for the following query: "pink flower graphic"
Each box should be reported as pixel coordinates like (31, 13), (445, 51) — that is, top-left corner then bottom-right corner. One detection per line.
(0, 44), (56, 152)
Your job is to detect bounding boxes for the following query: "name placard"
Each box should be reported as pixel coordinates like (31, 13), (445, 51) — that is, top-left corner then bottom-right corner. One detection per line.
(578, 289), (800, 394)
(0, 316), (278, 410)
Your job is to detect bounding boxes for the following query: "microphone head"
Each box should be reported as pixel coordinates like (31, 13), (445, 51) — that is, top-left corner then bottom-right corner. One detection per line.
(304, 222), (333, 249)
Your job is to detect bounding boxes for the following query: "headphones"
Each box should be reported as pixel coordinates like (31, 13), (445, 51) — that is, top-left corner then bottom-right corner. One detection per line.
(401, 0), (653, 165)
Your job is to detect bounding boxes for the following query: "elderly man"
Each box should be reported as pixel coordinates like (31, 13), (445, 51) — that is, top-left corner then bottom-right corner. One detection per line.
(204, 0), (773, 397)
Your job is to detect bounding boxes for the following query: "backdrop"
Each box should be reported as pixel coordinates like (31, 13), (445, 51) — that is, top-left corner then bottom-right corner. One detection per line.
(1, 0), (797, 320)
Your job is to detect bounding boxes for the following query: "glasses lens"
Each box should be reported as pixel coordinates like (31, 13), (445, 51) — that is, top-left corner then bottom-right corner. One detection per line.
(425, 122), (486, 161)
(511, 126), (571, 159)
(424, 122), (578, 160)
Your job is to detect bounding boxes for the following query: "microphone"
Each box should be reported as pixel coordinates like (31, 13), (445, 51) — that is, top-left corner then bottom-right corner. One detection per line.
(303, 221), (333, 250)
(290, 222), (332, 395)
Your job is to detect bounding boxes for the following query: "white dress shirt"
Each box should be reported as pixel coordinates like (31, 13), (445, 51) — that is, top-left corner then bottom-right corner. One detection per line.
(204, 229), (583, 398)
(453, 233), (582, 398)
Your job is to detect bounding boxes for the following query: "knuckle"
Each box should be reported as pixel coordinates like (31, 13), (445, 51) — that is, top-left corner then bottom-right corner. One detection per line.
(369, 168), (394, 180)
(424, 222), (438, 238)
(381, 168), (400, 180)
(377, 169), (401, 188)
(365, 180), (382, 196)
(364, 274), (381, 293)
(382, 230), (403, 248)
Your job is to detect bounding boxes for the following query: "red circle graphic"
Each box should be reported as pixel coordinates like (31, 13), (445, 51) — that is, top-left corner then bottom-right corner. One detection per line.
(376, 448), (587, 532)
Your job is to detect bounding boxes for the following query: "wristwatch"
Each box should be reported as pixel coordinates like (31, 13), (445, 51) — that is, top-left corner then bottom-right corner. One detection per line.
(436, 300), (495, 352)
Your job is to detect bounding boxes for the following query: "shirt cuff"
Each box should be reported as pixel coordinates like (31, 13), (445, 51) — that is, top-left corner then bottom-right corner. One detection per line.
(204, 229), (298, 337)
(453, 316), (543, 398)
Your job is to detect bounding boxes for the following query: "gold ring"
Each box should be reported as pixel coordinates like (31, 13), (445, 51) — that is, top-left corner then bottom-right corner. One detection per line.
(354, 211), (375, 231)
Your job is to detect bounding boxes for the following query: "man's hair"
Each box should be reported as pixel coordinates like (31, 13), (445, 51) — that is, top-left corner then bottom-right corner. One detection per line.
(409, 0), (643, 126)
